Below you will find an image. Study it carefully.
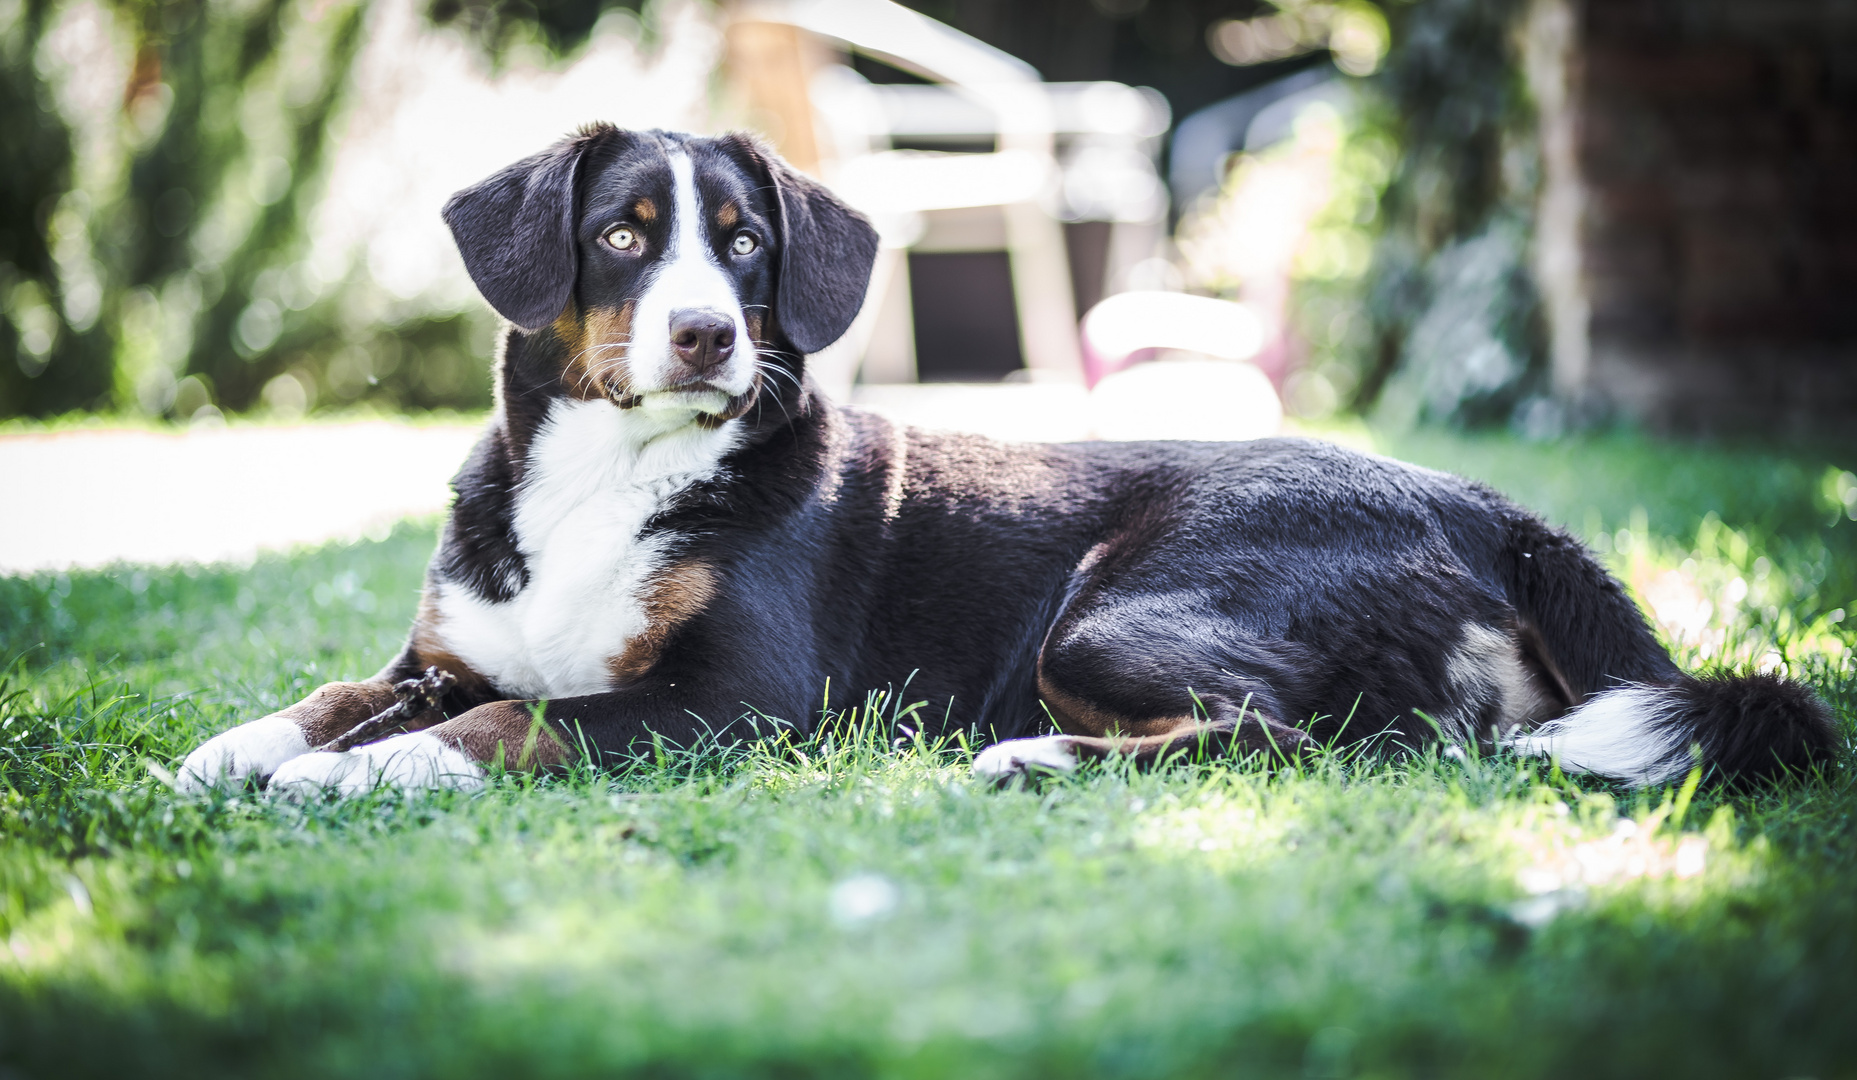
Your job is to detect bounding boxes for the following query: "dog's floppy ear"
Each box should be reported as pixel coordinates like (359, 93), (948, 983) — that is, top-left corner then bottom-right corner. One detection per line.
(733, 136), (879, 354)
(442, 125), (618, 331)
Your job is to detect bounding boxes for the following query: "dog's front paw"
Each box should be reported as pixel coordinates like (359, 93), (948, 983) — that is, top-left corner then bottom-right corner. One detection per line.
(176, 715), (312, 793)
(269, 733), (486, 798)
(972, 735), (1079, 784)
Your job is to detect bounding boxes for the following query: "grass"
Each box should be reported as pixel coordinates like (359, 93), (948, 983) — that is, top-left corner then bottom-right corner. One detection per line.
(1, 424), (1854, 1078)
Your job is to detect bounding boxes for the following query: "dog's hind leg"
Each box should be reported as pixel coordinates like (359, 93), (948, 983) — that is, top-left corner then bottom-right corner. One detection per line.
(972, 694), (1313, 782)
(973, 597), (1315, 782)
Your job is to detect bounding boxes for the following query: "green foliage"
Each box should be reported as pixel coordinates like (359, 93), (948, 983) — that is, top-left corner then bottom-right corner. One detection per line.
(1282, 111), (1399, 419)
(0, 0), (111, 415)
(1324, 0), (1548, 427)
(0, 427), (1854, 1075)
(4, 0), (358, 418)
(146, 0), (369, 411)
(426, 0), (645, 61)
(0, 0), (569, 421)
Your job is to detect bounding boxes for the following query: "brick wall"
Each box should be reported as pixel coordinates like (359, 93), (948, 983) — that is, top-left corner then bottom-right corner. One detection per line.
(1574, 0), (1857, 433)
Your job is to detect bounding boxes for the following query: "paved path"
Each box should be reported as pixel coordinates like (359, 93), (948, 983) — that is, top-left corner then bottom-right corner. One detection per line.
(2, 379), (1285, 572)
(1, 421), (480, 572)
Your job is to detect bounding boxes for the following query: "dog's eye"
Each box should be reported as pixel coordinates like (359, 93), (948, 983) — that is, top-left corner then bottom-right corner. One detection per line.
(731, 232), (757, 256)
(605, 226), (639, 252)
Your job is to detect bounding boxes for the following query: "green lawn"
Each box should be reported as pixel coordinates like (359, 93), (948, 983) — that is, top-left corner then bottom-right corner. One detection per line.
(2, 425), (1854, 1079)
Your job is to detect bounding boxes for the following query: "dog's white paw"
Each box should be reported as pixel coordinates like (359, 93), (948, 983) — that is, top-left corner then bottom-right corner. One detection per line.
(269, 733), (486, 798)
(176, 715), (312, 793)
(973, 735), (1079, 782)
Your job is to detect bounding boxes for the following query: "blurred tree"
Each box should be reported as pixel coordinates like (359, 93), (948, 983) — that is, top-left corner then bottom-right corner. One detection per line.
(172, 0), (367, 409)
(1350, 0), (1546, 427)
(427, 0), (642, 58)
(0, 0), (642, 420)
(0, 0), (113, 414)
(1, 0), (370, 418)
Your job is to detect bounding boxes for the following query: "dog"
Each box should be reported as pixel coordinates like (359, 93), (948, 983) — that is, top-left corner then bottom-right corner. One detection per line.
(177, 126), (1835, 797)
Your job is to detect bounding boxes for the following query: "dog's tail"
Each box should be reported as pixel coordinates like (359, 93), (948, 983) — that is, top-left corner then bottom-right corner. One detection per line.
(1505, 675), (1836, 786)
(1496, 512), (1839, 786)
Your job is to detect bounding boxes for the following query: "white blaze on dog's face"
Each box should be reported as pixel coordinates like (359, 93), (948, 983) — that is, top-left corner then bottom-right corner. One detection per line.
(616, 150), (759, 412)
(550, 135), (789, 424)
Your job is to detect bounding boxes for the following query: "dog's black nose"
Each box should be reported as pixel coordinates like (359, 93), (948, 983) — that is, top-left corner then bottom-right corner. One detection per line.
(668, 309), (736, 374)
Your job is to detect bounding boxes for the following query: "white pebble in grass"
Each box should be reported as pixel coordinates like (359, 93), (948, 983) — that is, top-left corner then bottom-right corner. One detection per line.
(828, 873), (899, 927)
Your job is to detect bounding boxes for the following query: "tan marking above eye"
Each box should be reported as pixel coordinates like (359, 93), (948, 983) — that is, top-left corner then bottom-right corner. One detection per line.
(633, 198), (657, 222)
(731, 232), (757, 256)
(605, 225), (640, 251)
(716, 201), (739, 228)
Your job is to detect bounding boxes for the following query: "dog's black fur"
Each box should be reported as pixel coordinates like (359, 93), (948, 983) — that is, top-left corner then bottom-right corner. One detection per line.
(178, 127), (1839, 793)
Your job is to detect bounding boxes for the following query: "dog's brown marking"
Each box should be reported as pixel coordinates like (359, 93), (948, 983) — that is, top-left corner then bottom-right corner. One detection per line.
(253, 596), (497, 751)
(1514, 618), (1576, 710)
(607, 560), (719, 685)
(410, 593), (498, 703)
(633, 197), (657, 223)
(1033, 660), (1312, 770)
(716, 200), (739, 228)
(1036, 664), (1194, 738)
(1052, 719), (1310, 769)
(274, 682), (407, 746)
(551, 302), (636, 402)
(425, 701), (572, 771)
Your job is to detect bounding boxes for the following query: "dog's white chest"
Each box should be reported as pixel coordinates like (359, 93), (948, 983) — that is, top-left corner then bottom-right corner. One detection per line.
(430, 399), (736, 700)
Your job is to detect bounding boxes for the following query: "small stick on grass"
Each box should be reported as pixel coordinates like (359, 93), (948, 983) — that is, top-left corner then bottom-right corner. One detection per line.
(317, 666), (455, 753)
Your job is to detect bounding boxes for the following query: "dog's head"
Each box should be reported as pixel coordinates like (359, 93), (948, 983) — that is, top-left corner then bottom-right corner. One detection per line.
(443, 126), (878, 422)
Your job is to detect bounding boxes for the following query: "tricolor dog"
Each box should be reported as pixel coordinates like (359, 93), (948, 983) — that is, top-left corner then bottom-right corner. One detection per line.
(179, 126), (1834, 796)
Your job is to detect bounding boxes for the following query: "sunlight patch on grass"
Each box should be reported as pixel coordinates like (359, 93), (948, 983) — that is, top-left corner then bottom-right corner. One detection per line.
(1129, 789), (1292, 868)
(1605, 510), (1852, 673)
(1510, 808), (1709, 894)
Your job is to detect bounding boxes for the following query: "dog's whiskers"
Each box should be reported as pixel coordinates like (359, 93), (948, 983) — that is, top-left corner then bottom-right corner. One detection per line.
(753, 366), (794, 426)
(754, 357), (802, 388)
(569, 358), (628, 402)
(750, 339), (801, 361)
(753, 363), (803, 402)
(567, 338), (634, 366)
(751, 340), (802, 364)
